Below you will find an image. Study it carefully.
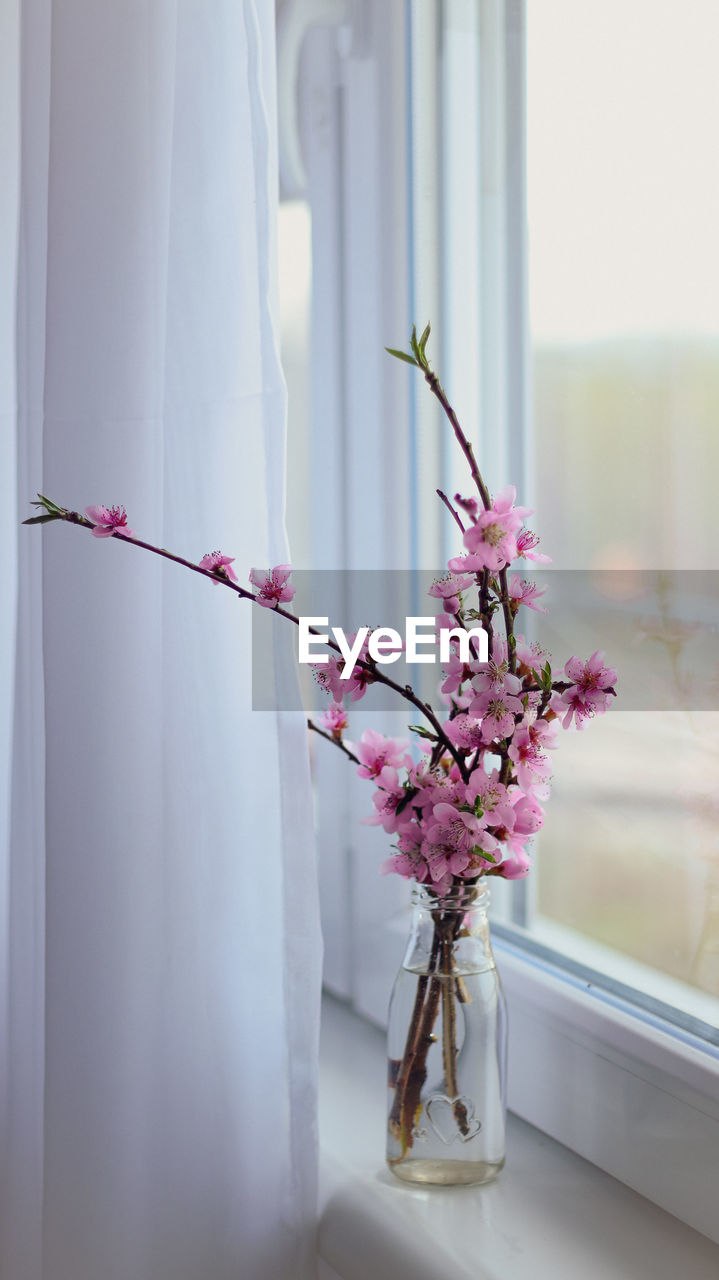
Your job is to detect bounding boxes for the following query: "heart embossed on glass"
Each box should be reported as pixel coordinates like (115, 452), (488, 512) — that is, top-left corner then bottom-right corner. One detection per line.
(425, 1093), (482, 1144)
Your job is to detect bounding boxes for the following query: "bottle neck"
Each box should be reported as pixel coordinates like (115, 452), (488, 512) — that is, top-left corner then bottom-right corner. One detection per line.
(403, 881), (494, 975)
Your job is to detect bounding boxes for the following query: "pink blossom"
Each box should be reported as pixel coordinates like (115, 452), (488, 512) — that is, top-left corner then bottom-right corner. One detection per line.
(426, 801), (488, 853)
(523, 689), (543, 714)
(469, 661), (520, 703)
(428, 573), (474, 615)
(454, 493), (479, 520)
(396, 830), (423, 855)
(310, 633), (373, 704)
(481, 791), (543, 871)
(468, 681), (524, 743)
(407, 763), (463, 815)
(511, 791), (545, 837)
(445, 553), (480, 578)
(492, 485), (533, 523)
(199, 550), (238, 584)
(313, 631), (375, 705)
(487, 635), (509, 667)
(564, 650), (617, 691)
(380, 849), (430, 882)
(441, 652), (480, 697)
(423, 842), (474, 883)
(453, 486), (532, 573)
(311, 633), (374, 703)
(508, 724), (554, 793)
(444, 714), (485, 753)
(496, 847), (532, 879)
(554, 688), (596, 730)
(423, 841), (498, 885)
(249, 564), (295, 609)
(468, 636), (509, 686)
(319, 702), (348, 739)
(421, 803), (498, 886)
(421, 820), (497, 883)
(362, 771), (413, 834)
(312, 656), (346, 703)
(84, 504), (134, 539)
(556, 650), (617, 729)
(465, 767), (515, 829)
(515, 635), (548, 679)
(479, 692), (523, 743)
(516, 529), (551, 564)
(345, 669), (374, 703)
(529, 716), (559, 751)
(355, 729), (411, 781)
(508, 573), (547, 614)
(406, 757), (436, 794)
(458, 849), (499, 879)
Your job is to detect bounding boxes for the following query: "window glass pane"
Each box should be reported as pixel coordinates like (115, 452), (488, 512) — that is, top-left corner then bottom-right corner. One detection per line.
(527, 0), (719, 1020)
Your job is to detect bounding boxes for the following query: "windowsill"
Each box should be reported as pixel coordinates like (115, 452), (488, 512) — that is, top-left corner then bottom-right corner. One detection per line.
(318, 994), (719, 1280)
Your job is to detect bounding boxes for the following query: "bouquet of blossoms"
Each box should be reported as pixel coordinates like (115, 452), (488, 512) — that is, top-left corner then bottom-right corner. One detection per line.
(309, 328), (615, 889)
(27, 326), (616, 1181)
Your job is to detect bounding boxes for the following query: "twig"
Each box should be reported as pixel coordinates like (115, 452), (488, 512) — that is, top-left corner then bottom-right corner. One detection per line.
(436, 489), (465, 534)
(423, 371), (491, 511)
(307, 719), (360, 766)
(33, 505), (469, 780)
(440, 924), (469, 1135)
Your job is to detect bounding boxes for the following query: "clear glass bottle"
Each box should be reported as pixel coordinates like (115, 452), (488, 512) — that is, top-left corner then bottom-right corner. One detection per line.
(386, 881), (507, 1186)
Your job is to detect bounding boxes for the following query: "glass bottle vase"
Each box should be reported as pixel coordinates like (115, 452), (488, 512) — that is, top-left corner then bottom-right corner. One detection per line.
(386, 881), (507, 1186)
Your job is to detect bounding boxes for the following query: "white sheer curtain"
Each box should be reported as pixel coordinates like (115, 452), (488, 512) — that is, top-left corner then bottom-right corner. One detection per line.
(0, 3), (322, 1278)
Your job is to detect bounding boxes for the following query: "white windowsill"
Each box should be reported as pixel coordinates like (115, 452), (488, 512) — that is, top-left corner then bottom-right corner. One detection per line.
(318, 993), (719, 1280)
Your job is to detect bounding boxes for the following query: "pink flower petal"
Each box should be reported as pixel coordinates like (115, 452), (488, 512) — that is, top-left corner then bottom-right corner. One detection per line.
(85, 505), (110, 525)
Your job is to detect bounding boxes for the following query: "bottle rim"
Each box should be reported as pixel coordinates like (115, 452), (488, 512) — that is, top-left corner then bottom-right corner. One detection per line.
(411, 878), (490, 911)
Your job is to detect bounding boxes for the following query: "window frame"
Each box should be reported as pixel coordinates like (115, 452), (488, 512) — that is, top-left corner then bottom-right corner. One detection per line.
(287, 0), (719, 1239)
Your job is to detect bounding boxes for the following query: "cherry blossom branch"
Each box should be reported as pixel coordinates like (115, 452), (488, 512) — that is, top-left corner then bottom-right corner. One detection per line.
(389, 331), (519, 674)
(436, 489), (465, 534)
(27, 499), (468, 779)
(423, 369), (491, 511)
(478, 569), (491, 635)
(307, 719), (361, 766)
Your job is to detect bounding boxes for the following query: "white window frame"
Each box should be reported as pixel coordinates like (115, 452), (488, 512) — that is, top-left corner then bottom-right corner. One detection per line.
(282, 0), (719, 1241)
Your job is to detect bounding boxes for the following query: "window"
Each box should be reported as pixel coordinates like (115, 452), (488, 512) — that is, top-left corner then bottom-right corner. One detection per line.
(278, 0), (719, 1240)
(526, 0), (719, 1026)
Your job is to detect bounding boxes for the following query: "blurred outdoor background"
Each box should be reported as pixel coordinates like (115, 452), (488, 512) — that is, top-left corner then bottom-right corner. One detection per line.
(527, 0), (719, 1018)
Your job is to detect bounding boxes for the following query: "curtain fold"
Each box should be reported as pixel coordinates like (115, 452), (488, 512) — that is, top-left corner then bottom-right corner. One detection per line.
(1, 3), (322, 1278)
